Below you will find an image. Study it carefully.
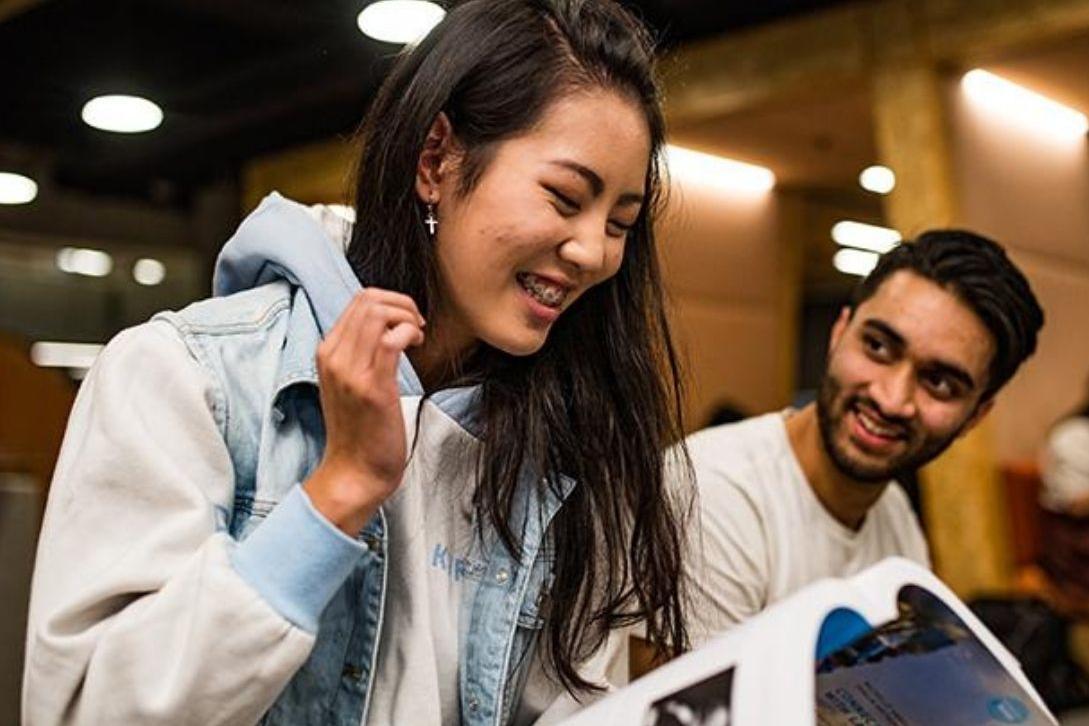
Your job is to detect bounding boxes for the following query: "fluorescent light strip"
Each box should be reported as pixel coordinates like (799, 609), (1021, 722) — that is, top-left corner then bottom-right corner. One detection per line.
(834, 248), (880, 277)
(831, 221), (901, 254)
(961, 69), (1089, 138)
(30, 342), (104, 370)
(56, 247), (113, 277)
(0, 172), (38, 205)
(665, 145), (776, 193)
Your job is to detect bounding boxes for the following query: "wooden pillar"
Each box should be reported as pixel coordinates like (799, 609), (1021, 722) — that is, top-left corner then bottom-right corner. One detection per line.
(871, 61), (1012, 596)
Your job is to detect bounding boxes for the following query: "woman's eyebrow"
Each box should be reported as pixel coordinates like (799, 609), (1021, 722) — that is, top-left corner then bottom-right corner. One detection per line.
(548, 159), (644, 207)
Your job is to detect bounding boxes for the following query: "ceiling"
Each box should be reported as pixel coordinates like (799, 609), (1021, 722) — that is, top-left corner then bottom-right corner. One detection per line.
(669, 82), (877, 191)
(980, 30), (1089, 119)
(0, 0), (859, 207)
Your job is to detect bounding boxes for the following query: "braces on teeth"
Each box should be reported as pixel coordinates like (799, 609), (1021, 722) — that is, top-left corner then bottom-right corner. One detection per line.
(520, 274), (566, 307)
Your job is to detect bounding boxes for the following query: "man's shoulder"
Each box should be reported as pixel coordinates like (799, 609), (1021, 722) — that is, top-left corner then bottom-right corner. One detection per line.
(684, 412), (796, 504)
(687, 413), (786, 472)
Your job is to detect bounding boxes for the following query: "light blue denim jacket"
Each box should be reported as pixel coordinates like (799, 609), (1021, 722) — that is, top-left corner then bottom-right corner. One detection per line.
(155, 194), (572, 725)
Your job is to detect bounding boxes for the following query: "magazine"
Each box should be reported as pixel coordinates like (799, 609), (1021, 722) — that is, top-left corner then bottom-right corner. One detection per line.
(561, 558), (1056, 726)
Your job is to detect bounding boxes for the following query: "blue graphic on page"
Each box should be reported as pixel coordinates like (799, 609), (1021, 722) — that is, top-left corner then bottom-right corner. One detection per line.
(815, 585), (1051, 725)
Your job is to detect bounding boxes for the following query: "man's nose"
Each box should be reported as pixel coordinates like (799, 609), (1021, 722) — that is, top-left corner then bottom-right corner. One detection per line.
(872, 364), (917, 419)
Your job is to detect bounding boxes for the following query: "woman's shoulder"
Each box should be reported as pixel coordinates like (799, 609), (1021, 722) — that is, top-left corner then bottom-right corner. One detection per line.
(159, 280), (296, 336)
(145, 280), (315, 409)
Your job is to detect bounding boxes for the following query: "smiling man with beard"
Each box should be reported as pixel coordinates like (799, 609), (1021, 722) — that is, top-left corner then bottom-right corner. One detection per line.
(680, 230), (1045, 645)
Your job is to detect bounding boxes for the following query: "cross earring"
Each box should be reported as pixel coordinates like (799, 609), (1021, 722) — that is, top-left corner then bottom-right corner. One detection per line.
(425, 202), (438, 236)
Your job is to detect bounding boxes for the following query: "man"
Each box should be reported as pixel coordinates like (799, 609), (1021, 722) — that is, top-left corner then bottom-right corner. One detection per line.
(683, 229), (1045, 645)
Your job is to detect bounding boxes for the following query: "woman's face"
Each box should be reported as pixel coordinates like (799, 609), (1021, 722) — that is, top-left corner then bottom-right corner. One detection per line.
(423, 89), (652, 358)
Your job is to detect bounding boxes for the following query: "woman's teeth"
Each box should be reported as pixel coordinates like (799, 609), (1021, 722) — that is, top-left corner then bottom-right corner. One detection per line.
(517, 273), (567, 309)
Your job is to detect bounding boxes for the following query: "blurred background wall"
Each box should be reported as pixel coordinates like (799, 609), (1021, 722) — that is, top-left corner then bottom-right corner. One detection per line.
(3, 0), (1089, 720)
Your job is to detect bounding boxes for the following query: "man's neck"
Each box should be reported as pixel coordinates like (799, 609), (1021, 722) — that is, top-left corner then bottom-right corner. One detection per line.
(783, 403), (889, 531)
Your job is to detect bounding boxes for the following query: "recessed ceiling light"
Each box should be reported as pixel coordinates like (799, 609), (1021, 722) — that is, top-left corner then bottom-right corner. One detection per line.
(81, 94), (163, 133)
(961, 69), (1088, 139)
(132, 258), (166, 286)
(858, 165), (896, 194)
(833, 248), (880, 277)
(665, 145), (776, 193)
(0, 172), (38, 205)
(56, 247), (113, 277)
(357, 0), (445, 44)
(831, 220), (901, 254)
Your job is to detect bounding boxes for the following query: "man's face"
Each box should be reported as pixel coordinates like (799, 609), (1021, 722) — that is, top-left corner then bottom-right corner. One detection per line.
(816, 270), (996, 483)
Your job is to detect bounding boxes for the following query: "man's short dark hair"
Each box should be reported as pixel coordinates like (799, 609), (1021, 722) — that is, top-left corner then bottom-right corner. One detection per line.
(849, 229), (1044, 401)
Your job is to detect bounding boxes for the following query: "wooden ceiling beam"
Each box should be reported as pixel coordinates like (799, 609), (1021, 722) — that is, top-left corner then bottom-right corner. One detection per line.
(662, 0), (1089, 127)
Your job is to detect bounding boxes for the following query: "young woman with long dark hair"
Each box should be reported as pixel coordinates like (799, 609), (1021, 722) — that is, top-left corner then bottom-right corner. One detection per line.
(24, 1), (692, 723)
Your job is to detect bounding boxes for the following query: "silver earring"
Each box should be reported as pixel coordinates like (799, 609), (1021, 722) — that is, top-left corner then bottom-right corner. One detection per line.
(424, 202), (438, 236)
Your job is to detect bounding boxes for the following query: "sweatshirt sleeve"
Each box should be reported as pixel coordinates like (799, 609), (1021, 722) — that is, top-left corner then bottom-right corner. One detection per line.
(21, 320), (355, 726)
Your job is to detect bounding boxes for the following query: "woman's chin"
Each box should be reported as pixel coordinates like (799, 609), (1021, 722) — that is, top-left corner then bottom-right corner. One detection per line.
(485, 327), (550, 357)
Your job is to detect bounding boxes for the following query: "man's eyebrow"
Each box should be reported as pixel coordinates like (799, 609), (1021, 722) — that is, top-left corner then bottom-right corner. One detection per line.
(926, 361), (978, 391)
(549, 159), (644, 207)
(862, 319), (906, 350)
(864, 319), (977, 390)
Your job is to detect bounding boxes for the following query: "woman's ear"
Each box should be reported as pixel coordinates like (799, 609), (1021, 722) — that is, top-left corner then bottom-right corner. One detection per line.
(415, 112), (456, 204)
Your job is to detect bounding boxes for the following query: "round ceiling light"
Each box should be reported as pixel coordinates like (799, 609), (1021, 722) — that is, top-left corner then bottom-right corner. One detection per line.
(81, 94), (163, 133)
(132, 258), (167, 286)
(357, 0), (445, 44)
(858, 165), (896, 194)
(0, 172), (38, 205)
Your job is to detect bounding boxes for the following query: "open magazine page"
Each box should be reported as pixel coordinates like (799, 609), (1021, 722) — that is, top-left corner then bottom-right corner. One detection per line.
(559, 559), (1056, 726)
(815, 584), (1053, 725)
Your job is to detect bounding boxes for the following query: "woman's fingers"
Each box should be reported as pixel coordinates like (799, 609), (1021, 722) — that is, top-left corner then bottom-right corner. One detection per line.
(374, 321), (426, 380)
(321, 291), (419, 367)
(357, 288), (426, 328)
(338, 301), (422, 372)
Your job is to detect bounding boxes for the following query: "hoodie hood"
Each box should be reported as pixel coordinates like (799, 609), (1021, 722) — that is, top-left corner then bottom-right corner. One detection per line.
(211, 192), (436, 399)
(213, 192), (360, 336)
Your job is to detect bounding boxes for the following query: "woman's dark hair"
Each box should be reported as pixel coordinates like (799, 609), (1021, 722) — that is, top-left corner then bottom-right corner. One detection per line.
(849, 229), (1044, 402)
(347, 0), (692, 694)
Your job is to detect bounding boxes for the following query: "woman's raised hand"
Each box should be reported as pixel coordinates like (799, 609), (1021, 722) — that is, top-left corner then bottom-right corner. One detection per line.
(303, 288), (425, 536)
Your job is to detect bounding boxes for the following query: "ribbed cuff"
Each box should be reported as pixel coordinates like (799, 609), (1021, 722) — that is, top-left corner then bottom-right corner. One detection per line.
(230, 484), (366, 632)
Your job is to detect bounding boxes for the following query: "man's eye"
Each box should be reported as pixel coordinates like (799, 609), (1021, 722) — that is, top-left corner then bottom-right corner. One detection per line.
(923, 372), (955, 399)
(863, 335), (886, 354)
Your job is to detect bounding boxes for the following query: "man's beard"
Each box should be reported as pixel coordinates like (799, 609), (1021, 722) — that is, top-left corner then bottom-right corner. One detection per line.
(815, 372), (967, 484)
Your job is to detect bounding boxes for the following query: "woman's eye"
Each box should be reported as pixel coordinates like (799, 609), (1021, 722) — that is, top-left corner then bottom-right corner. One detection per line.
(606, 220), (633, 238)
(546, 187), (580, 214)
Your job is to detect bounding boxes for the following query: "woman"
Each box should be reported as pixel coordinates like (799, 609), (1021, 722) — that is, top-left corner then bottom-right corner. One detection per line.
(23, 0), (692, 724)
